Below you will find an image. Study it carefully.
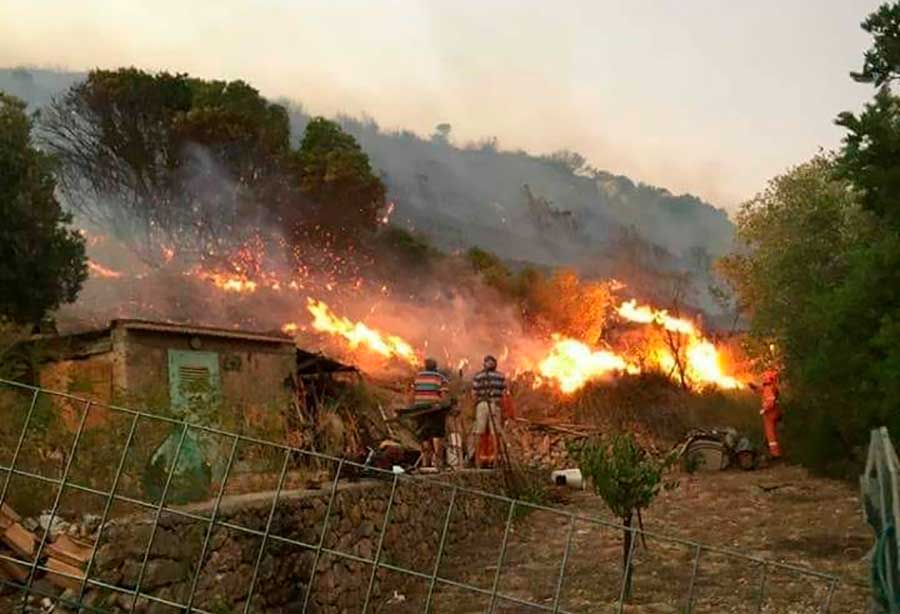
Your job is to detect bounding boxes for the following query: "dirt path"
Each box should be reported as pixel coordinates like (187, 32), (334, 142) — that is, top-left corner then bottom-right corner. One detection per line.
(387, 464), (870, 613)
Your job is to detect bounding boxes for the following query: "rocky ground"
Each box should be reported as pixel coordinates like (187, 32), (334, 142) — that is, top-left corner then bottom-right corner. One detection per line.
(388, 463), (870, 613)
(0, 464), (871, 613)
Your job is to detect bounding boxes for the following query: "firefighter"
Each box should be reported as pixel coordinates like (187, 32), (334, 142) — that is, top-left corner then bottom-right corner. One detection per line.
(750, 369), (782, 459)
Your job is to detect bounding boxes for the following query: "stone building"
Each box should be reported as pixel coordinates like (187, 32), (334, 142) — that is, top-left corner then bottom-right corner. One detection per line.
(28, 319), (299, 430)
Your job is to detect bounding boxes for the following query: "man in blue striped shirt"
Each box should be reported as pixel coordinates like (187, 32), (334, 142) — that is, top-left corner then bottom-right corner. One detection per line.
(468, 355), (508, 468)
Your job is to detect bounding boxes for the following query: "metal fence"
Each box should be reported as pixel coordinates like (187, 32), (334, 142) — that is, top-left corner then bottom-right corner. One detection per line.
(0, 378), (842, 613)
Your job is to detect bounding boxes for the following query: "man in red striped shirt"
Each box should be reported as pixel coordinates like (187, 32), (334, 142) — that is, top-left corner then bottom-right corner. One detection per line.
(412, 358), (450, 469)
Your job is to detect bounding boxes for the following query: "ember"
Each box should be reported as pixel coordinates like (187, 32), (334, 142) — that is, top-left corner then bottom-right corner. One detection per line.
(87, 260), (122, 279)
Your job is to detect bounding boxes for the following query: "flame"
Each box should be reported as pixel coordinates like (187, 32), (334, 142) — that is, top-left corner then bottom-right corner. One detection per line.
(87, 260), (122, 279)
(306, 298), (418, 364)
(617, 299), (743, 390)
(538, 335), (639, 394)
(617, 299), (696, 335)
(281, 322), (299, 335)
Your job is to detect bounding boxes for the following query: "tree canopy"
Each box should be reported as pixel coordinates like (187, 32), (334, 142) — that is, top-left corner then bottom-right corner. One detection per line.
(0, 93), (86, 324)
(295, 117), (386, 239)
(718, 1), (900, 474)
(40, 69), (384, 262)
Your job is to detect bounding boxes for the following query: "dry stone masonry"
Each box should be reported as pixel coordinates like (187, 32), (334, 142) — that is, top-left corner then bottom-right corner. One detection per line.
(90, 471), (506, 613)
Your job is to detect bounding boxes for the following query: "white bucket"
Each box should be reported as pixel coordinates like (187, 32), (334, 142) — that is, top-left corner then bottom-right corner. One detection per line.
(551, 468), (584, 489)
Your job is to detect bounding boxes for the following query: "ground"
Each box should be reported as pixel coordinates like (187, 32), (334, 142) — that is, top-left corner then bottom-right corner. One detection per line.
(392, 464), (870, 613)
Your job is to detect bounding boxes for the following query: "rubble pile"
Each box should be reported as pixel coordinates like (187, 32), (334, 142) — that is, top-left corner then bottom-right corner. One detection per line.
(0, 504), (100, 613)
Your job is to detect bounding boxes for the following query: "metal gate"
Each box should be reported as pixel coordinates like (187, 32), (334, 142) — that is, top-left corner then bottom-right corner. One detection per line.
(0, 378), (843, 613)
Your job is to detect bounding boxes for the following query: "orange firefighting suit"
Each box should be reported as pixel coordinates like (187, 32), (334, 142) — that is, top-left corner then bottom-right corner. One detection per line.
(759, 371), (782, 458)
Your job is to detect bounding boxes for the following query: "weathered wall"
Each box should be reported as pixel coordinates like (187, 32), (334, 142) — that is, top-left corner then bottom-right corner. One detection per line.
(92, 472), (506, 613)
(119, 329), (295, 425)
(38, 354), (113, 430)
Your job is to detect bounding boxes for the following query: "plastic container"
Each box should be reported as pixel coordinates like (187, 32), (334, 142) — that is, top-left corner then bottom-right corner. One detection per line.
(551, 468), (584, 489)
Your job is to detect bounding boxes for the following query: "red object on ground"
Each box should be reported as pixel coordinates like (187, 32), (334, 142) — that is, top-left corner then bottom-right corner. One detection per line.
(501, 395), (515, 419)
(477, 432), (498, 466)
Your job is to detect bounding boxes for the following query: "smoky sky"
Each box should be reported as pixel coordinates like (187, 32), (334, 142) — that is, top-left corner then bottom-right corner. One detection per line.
(0, 0), (882, 209)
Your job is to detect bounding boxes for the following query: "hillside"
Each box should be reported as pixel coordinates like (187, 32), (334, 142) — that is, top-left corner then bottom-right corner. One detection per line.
(1, 67), (735, 307)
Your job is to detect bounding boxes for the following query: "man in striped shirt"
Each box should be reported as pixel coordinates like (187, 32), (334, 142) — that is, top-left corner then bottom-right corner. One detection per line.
(469, 355), (508, 468)
(412, 358), (451, 469)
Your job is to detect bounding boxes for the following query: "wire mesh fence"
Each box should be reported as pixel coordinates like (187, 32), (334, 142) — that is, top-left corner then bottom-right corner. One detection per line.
(0, 378), (843, 613)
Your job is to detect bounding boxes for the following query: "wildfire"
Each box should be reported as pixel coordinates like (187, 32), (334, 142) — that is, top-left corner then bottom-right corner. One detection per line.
(87, 260), (122, 279)
(618, 299), (743, 390)
(538, 336), (638, 394)
(306, 298), (418, 364)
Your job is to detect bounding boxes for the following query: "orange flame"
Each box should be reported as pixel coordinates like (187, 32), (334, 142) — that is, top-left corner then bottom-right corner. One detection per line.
(618, 299), (743, 390)
(617, 299), (696, 335)
(306, 298), (418, 364)
(538, 335), (639, 394)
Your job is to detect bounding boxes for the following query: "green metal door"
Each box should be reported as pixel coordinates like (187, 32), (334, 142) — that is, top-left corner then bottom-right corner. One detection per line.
(167, 350), (220, 421)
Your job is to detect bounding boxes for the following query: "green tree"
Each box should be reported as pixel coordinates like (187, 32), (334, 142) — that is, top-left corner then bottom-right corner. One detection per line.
(572, 434), (676, 599)
(0, 93), (86, 324)
(295, 117), (386, 241)
(717, 2), (900, 475)
(41, 68), (299, 261)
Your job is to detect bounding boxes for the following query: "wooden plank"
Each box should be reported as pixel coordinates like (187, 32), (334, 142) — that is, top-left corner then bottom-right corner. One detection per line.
(45, 556), (84, 591)
(1, 522), (35, 559)
(45, 534), (91, 569)
(0, 503), (21, 530)
(0, 556), (30, 582)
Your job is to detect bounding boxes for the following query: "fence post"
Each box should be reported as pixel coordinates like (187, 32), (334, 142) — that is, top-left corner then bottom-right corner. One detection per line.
(128, 422), (191, 613)
(301, 457), (344, 614)
(424, 486), (458, 613)
(552, 514), (577, 613)
(615, 523), (638, 614)
(684, 544), (703, 614)
(184, 435), (240, 612)
(755, 563), (768, 613)
(0, 389), (39, 511)
(361, 473), (400, 614)
(21, 399), (92, 614)
(77, 413), (141, 605)
(487, 500), (517, 614)
(242, 449), (291, 614)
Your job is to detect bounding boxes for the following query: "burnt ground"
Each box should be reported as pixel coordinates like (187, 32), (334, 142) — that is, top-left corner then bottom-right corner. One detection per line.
(386, 464), (870, 613)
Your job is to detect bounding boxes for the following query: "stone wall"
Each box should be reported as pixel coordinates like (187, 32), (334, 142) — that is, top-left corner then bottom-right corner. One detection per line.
(91, 471), (506, 613)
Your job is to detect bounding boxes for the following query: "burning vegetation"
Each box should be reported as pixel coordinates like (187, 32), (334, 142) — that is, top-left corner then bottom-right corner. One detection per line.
(68, 227), (746, 397)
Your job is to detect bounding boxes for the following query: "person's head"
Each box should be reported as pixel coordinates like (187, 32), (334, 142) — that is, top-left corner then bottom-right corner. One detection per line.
(483, 355), (497, 371)
(762, 370), (777, 385)
(424, 357), (438, 372)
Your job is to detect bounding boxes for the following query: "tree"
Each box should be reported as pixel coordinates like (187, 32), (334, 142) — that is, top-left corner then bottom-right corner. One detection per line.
(295, 117), (386, 241)
(40, 68), (298, 262)
(715, 1), (900, 475)
(572, 434), (676, 600)
(0, 93), (86, 324)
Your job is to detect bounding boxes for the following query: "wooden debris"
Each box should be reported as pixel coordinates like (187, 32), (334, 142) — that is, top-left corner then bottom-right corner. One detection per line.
(45, 556), (84, 591)
(1, 521), (35, 559)
(46, 534), (91, 569)
(0, 549), (30, 582)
